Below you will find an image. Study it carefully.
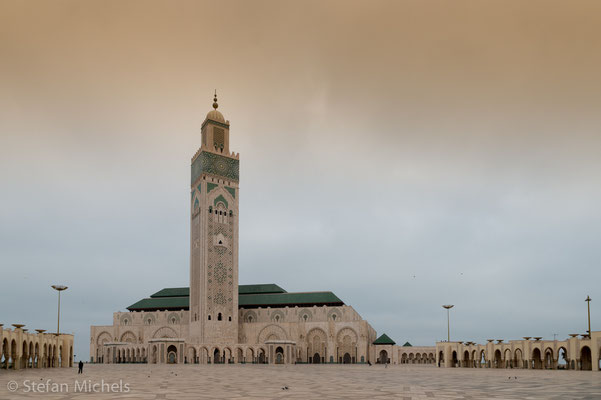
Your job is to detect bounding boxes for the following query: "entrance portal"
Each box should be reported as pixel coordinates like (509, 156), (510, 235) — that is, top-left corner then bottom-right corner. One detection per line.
(379, 350), (388, 364)
(167, 345), (177, 364)
(275, 347), (284, 364)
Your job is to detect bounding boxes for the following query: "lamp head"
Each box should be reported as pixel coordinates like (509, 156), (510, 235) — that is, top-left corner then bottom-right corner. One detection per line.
(442, 305), (454, 310)
(51, 285), (68, 291)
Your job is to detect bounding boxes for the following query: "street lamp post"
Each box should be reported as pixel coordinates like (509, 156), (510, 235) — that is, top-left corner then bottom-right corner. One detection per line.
(585, 296), (591, 338)
(442, 305), (454, 342)
(51, 285), (68, 335)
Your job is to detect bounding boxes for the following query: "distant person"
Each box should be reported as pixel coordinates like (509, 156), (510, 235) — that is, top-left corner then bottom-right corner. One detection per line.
(78, 360), (84, 374)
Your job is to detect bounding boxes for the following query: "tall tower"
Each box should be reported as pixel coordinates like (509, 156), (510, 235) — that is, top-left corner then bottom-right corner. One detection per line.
(189, 93), (239, 344)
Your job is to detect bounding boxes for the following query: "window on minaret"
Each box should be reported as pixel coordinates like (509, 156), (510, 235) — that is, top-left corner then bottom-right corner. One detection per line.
(216, 203), (227, 224)
(213, 127), (224, 151)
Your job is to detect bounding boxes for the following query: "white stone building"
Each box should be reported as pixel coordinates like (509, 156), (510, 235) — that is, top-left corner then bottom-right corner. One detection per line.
(90, 95), (434, 365)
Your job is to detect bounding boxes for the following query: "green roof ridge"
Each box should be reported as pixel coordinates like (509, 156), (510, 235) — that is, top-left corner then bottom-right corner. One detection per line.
(373, 333), (396, 345)
(128, 288), (345, 311)
(403, 341), (412, 347)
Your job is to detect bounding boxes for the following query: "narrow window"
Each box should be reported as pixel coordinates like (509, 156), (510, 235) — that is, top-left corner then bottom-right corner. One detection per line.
(228, 316), (231, 321)
(218, 313), (222, 321)
(208, 315), (211, 321)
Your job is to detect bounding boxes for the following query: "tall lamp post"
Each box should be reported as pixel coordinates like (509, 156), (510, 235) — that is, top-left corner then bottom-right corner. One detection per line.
(442, 305), (454, 342)
(51, 285), (68, 335)
(585, 296), (591, 338)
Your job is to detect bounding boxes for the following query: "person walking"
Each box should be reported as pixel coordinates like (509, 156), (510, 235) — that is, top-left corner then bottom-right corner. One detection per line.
(78, 360), (83, 374)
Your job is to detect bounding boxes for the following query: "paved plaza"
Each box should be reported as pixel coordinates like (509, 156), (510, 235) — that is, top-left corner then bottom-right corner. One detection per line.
(1, 364), (600, 399)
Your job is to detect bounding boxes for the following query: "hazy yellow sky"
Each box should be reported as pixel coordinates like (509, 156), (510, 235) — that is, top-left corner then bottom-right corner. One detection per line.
(1, 1), (600, 359)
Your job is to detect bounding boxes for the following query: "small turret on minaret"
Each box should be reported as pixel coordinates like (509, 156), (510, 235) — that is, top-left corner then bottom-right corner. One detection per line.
(201, 91), (231, 154)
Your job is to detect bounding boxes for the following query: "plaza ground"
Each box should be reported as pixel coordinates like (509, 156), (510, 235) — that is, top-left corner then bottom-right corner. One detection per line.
(1, 364), (600, 399)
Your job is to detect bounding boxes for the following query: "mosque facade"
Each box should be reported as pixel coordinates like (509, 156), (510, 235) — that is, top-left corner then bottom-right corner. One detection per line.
(89, 96), (435, 365)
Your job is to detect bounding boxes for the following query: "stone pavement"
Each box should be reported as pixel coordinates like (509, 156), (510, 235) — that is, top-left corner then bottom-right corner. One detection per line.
(1, 364), (600, 399)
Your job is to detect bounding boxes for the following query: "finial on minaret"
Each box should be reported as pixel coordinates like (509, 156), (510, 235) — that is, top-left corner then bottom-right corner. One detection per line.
(213, 90), (218, 110)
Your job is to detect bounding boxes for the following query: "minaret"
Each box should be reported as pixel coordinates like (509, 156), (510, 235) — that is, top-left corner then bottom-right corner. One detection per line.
(189, 92), (240, 345)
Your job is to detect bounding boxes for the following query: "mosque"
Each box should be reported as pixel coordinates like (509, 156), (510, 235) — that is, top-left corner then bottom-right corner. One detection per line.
(89, 95), (435, 365)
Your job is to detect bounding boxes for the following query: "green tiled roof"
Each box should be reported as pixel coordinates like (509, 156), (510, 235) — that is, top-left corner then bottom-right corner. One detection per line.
(127, 296), (189, 311)
(149, 284), (286, 299)
(373, 333), (396, 345)
(150, 287), (189, 298)
(239, 291), (342, 308)
(238, 284), (286, 295)
(403, 342), (412, 347)
(127, 285), (343, 311)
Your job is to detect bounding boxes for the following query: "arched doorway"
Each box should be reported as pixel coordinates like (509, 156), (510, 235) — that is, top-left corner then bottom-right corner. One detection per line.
(275, 347), (284, 364)
(452, 351), (458, 367)
(167, 345), (177, 364)
(188, 347), (196, 364)
(514, 348), (523, 369)
(213, 348), (221, 364)
(580, 346), (592, 370)
(246, 348), (254, 364)
(151, 345), (158, 364)
(463, 350), (470, 367)
(544, 348), (554, 369)
(531, 348), (542, 369)
(343, 353), (352, 364)
(494, 350), (502, 368)
(258, 349), (266, 364)
(2, 339), (8, 369)
(378, 350), (388, 364)
(312, 352), (321, 364)
(438, 350), (444, 367)
(558, 347), (568, 369)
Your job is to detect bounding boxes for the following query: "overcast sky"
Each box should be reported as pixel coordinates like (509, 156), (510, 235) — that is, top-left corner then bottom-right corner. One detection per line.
(1, 0), (600, 360)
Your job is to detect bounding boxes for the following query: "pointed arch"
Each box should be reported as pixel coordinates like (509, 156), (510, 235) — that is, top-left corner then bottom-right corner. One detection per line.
(152, 326), (178, 339)
(257, 324), (288, 343)
(120, 331), (137, 343)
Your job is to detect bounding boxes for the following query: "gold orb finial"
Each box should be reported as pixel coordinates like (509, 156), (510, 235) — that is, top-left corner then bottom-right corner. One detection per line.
(213, 90), (218, 110)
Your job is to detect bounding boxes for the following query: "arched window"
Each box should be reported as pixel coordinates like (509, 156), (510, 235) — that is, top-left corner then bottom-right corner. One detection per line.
(275, 315), (280, 322)
(208, 206), (212, 214)
(248, 316), (253, 323)
(229, 210), (233, 217)
(303, 315), (308, 322)
(228, 316), (231, 321)
(332, 314), (336, 321)
(218, 313), (222, 321)
(208, 315), (211, 321)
